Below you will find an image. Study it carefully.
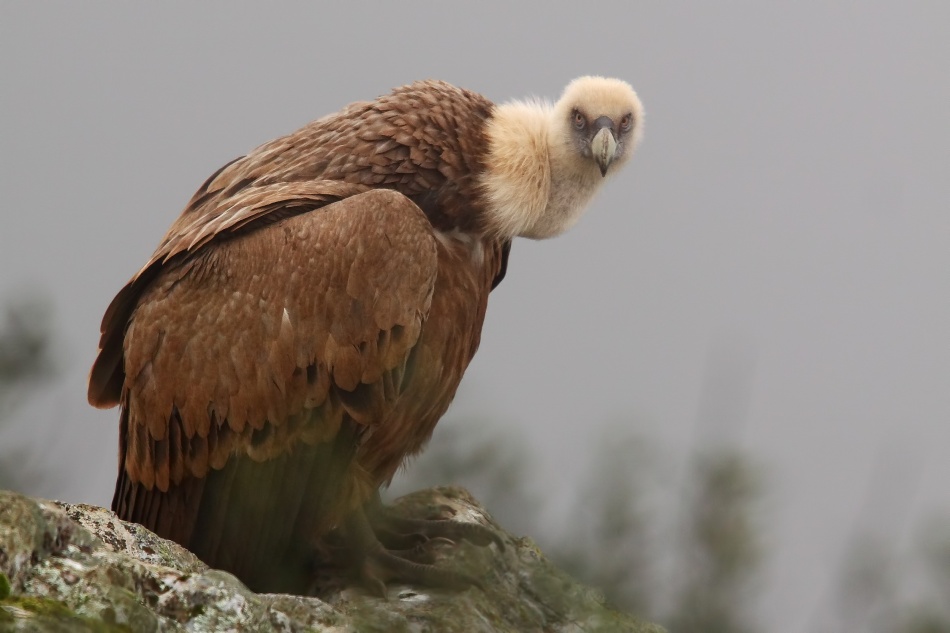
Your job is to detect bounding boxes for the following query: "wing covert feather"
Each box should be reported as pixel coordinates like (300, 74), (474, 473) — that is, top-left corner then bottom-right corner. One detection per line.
(122, 189), (438, 491)
(90, 79), (496, 407)
(88, 180), (371, 409)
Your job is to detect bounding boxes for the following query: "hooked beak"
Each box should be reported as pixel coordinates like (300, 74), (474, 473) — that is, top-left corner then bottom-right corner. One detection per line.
(591, 123), (619, 177)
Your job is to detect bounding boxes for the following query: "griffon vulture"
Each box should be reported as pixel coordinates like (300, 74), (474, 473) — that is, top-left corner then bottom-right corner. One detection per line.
(88, 77), (644, 594)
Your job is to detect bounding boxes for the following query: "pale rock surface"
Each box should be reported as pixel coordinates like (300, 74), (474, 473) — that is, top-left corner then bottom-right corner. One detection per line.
(0, 486), (663, 632)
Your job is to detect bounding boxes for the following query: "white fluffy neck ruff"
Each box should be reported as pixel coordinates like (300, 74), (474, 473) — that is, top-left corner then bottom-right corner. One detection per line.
(479, 99), (606, 241)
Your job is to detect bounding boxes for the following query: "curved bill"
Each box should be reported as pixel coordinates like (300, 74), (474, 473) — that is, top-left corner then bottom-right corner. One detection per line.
(591, 127), (619, 177)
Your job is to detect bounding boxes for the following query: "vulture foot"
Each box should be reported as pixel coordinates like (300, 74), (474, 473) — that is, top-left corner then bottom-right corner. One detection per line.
(335, 496), (503, 594)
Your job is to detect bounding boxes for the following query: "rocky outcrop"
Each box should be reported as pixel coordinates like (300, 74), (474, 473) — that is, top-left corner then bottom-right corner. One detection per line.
(0, 487), (663, 632)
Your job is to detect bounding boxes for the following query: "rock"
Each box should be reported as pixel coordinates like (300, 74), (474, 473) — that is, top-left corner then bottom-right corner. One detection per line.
(0, 487), (664, 632)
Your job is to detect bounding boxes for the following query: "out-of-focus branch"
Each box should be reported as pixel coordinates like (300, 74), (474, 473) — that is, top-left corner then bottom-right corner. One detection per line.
(0, 294), (54, 491)
(0, 295), (54, 409)
(666, 449), (764, 633)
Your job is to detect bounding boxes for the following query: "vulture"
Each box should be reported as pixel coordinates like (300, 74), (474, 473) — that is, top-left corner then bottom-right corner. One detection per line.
(88, 77), (644, 594)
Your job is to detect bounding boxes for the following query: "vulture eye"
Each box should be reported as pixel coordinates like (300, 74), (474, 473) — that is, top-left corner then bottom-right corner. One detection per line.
(572, 110), (586, 130)
(620, 113), (633, 132)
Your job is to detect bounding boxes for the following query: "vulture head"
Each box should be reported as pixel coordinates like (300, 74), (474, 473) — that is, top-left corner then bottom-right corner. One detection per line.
(553, 76), (644, 178)
(482, 76), (644, 240)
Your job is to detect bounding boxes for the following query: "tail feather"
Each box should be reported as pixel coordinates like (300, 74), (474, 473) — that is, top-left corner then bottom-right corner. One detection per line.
(112, 409), (362, 594)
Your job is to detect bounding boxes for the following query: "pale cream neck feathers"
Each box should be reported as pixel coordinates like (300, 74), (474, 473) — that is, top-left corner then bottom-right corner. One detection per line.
(480, 76), (643, 240)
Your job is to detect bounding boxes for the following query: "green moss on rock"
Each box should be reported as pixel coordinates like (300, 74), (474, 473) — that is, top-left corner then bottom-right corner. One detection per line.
(0, 594), (133, 632)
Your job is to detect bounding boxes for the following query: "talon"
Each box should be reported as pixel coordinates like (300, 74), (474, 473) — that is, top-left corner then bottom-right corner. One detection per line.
(427, 536), (456, 548)
(374, 509), (505, 552)
(362, 546), (483, 592)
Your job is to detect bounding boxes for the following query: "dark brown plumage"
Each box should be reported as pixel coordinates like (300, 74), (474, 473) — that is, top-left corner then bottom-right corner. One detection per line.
(89, 78), (643, 593)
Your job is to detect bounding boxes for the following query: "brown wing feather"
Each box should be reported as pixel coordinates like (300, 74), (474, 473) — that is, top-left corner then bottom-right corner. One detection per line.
(89, 80), (494, 408)
(88, 180), (371, 407)
(120, 188), (437, 492)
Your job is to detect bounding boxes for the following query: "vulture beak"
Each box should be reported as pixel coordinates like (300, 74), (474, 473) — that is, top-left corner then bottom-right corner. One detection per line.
(590, 117), (619, 177)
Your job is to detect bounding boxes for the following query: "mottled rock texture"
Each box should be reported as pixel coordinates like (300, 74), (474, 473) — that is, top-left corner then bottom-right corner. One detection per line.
(0, 487), (663, 632)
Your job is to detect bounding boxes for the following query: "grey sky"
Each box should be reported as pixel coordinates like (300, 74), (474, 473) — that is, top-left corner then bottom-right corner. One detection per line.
(2, 3), (948, 630)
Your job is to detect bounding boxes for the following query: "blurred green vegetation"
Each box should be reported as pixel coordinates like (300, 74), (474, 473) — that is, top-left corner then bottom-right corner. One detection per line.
(0, 294), (54, 491)
(665, 450), (763, 633)
(824, 518), (950, 633)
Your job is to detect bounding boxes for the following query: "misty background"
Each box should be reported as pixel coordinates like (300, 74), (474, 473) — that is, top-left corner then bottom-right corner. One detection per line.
(1, 3), (948, 631)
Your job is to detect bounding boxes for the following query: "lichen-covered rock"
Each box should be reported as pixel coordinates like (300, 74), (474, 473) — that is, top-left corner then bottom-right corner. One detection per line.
(0, 487), (663, 632)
